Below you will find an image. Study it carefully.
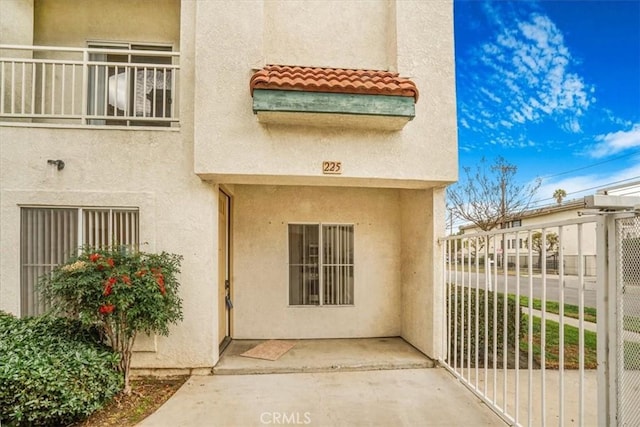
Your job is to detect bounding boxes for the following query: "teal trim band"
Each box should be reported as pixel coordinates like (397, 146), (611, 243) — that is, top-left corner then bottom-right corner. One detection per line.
(252, 89), (415, 118)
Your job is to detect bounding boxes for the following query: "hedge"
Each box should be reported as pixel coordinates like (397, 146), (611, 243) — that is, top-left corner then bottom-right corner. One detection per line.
(446, 285), (527, 367)
(0, 312), (123, 426)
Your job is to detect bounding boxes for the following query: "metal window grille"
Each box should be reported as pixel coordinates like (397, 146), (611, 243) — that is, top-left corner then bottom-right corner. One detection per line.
(20, 207), (139, 316)
(322, 225), (354, 305)
(288, 224), (354, 306)
(20, 208), (78, 316)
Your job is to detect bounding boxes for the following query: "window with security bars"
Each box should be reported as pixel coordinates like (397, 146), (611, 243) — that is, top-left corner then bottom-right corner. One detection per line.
(288, 224), (354, 306)
(20, 207), (139, 316)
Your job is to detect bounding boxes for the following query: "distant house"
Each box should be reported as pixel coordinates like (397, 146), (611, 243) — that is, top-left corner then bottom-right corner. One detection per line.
(0, 0), (457, 371)
(460, 199), (597, 275)
(458, 180), (640, 276)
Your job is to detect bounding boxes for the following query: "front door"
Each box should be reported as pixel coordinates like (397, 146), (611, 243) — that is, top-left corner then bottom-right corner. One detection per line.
(218, 190), (232, 350)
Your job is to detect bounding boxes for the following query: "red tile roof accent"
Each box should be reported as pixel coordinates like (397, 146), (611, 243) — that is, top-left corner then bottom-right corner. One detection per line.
(250, 65), (418, 102)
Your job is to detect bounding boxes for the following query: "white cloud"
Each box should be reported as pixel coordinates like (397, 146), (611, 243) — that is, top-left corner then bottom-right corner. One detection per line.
(537, 159), (640, 203)
(460, 9), (594, 139)
(588, 124), (640, 158)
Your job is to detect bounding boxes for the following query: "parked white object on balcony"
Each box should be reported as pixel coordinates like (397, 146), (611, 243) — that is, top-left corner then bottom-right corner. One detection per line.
(108, 70), (172, 116)
(108, 72), (128, 111)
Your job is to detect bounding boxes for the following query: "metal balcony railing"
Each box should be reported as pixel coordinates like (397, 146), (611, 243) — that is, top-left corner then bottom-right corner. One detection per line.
(0, 44), (179, 127)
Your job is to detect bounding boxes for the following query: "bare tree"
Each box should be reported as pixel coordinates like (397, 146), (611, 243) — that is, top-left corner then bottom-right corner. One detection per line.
(447, 156), (541, 231)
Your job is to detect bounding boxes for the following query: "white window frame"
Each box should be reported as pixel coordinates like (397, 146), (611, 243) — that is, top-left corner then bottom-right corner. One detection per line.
(288, 223), (354, 307)
(20, 206), (139, 316)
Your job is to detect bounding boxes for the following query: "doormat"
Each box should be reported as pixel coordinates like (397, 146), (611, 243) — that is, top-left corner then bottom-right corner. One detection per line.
(240, 340), (295, 361)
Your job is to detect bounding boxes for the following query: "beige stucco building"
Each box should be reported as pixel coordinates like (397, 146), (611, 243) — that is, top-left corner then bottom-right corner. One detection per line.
(459, 200), (598, 275)
(0, 0), (457, 371)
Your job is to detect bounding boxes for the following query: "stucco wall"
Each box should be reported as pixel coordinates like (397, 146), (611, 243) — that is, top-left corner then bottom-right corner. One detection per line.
(193, 0), (457, 188)
(400, 187), (445, 358)
(264, 0), (394, 70)
(0, 0), (34, 114)
(0, 0), (455, 369)
(33, 0), (180, 47)
(0, 0), (33, 45)
(0, 125), (219, 368)
(232, 185), (402, 338)
(0, 0), (217, 370)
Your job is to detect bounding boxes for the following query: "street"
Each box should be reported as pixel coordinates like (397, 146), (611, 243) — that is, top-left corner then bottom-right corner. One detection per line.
(447, 269), (598, 309)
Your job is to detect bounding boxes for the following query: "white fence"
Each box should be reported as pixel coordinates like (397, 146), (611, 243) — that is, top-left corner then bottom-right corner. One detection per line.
(440, 199), (640, 426)
(0, 44), (179, 127)
(441, 216), (599, 426)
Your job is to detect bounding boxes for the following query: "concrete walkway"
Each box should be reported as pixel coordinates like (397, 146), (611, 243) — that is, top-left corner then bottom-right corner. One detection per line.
(138, 338), (505, 426)
(138, 368), (505, 427)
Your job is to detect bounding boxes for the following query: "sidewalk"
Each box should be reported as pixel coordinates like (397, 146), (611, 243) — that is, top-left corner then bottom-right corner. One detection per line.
(530, 309), (597, 332)
(530, 309), (640, 342)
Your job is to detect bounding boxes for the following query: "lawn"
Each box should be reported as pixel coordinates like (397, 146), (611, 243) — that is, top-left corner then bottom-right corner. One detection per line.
(447, 287), (598, 369)
(521, 315), (598, 369)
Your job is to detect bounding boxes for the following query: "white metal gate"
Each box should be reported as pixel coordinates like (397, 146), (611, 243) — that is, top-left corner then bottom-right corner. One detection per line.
(615, 214), (640, 426)
(440, 194), (640, 427)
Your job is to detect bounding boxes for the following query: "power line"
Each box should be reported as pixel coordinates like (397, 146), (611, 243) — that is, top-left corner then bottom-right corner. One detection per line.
(539, 149), (640, 180)
(529, 175), (640, 208)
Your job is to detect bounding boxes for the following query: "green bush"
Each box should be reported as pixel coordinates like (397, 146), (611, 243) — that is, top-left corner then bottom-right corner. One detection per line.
(39, 247), (183, 394)
(446, 285), (527, 367)
(0, 311), (122, 426)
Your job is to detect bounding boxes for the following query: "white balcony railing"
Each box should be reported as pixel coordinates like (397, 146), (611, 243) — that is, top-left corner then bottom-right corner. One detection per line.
(0, 44), (179, 127)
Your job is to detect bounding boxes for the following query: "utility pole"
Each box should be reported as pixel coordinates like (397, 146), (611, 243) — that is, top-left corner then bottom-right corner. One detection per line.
(493, 160), (517, 227)
(492, 159), (516, 268)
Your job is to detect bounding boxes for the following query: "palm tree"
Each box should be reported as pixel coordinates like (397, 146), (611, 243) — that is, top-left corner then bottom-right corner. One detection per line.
(553, 189), (567, 205)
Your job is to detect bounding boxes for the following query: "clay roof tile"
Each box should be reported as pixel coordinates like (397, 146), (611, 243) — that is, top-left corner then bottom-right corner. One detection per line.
(250, 65), (418, 102)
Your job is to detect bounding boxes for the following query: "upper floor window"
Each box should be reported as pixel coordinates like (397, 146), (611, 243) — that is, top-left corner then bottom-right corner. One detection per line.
(20, 207), (139, 316)
(88, 42), (174, 127)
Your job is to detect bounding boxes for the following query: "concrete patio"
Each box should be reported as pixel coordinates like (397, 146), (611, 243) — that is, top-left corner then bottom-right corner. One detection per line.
(213, 337), (435, 375)
(139, 338), (506, 426)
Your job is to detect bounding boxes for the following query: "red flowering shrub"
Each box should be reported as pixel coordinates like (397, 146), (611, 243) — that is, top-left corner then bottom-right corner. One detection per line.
(99, 304), (115, 314)
(40, 247), (183, 394)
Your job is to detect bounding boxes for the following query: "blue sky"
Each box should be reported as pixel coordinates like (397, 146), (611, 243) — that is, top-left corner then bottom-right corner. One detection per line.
(454, 0), (640, 207)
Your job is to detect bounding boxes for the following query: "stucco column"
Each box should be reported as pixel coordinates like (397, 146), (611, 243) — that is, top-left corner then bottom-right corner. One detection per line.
(400, 187), (446, 359)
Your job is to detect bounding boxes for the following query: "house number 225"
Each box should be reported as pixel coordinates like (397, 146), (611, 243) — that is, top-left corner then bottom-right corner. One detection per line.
(322, 161), (342, 174)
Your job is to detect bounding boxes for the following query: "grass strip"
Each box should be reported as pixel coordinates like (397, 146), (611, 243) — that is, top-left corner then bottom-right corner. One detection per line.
(521, 315), (597, 369)
(518, 296), (597, 323)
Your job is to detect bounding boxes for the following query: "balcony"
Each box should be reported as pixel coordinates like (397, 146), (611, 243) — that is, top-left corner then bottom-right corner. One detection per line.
(0, 45), (180, 128)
